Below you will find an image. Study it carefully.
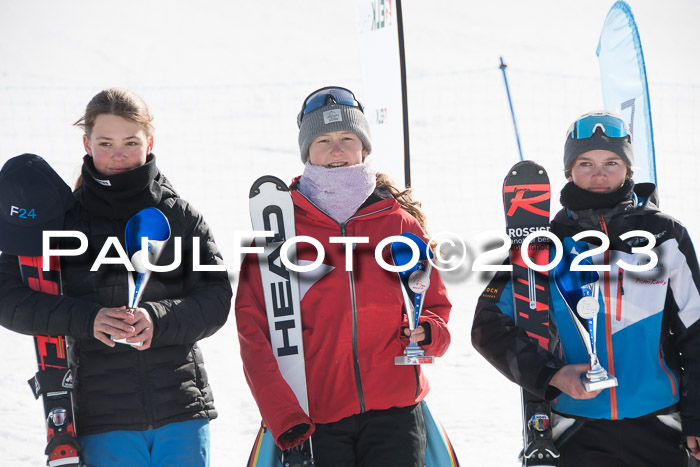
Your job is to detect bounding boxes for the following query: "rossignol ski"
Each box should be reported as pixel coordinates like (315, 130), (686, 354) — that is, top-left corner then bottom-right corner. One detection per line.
(246, 175), (314, 467)
(503, 160), (559, 466)
(0, 154), (82, 466)
(20, 256), (81, 467)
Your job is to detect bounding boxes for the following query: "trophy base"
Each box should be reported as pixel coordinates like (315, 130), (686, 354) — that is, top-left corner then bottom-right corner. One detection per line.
(110, 308), (143, 347)
(111, 336), (143, 347)
(395, 355), (435, 365)
(582, 374), (618, 392)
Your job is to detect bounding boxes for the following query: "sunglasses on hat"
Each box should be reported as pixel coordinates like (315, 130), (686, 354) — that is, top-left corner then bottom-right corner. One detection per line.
(297, 86), (364, 127)
(568, 112), (629, 139)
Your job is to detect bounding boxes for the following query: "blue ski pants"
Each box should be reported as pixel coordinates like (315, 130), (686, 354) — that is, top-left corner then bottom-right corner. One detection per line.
(78, 419), (210, 467)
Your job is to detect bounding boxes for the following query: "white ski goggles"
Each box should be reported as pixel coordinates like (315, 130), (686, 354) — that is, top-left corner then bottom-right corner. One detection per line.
(568, 112), (629, 139)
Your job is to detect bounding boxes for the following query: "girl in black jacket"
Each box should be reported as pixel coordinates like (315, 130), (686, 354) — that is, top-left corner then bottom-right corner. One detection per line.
(0, 88), (232, 466)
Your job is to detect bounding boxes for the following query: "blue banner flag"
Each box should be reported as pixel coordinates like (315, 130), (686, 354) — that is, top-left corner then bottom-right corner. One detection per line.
(597, 1), (656, 188)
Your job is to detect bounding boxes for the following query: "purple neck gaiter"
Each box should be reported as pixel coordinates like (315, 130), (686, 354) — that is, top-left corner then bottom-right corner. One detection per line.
(298, 162), (377, 224)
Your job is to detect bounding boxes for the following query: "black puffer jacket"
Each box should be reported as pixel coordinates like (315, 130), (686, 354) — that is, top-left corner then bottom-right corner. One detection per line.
(0, 155), (232, 435)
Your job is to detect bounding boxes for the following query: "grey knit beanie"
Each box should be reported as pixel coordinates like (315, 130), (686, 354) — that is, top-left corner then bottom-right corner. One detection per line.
(298, 100), (372, 163)
(564, 111), (634, 172)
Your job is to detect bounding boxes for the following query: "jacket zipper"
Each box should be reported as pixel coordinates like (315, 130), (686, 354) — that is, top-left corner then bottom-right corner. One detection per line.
(138, 351), (155, 429)
(598, 215), (617, 419)
(343, 224), (366, 413)
(616, 267), (624, 321)
(344, 207), (392, 413)
(295, 191), (392, 413)
(122, 236), (155, 430)
(342, 208), (395, 412)
(658, 347), (678, 397)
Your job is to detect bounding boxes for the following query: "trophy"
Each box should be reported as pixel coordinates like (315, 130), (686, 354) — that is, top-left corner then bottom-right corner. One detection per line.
(554, 238), (618, 392)
(391, 232), (435, 365)
(112, 207), (171, 347)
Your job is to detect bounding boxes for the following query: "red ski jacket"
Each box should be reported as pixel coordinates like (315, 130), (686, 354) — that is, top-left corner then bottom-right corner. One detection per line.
(235, 185), (452, 449)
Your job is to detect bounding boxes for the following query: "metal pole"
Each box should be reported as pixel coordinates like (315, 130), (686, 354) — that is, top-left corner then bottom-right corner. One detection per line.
(396, 0), (411, 188)
(500, 56), (524, 161)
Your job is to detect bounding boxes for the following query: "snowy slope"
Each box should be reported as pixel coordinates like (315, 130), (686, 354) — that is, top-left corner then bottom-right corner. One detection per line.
(0, 1), (699, 465)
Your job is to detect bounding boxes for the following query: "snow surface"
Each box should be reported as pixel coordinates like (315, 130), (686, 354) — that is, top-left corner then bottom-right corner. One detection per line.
(0, 1), (699, 465)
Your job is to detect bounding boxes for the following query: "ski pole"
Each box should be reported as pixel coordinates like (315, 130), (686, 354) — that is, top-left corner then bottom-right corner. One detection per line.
(499, 56), (524, 161)
(396, 0), (412, 189)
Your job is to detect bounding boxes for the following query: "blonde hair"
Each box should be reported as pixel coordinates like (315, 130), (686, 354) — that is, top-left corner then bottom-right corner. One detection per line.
(376, 173), (429, 235)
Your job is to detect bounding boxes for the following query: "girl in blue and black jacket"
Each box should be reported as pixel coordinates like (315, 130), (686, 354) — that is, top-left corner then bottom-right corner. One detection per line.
(472, 111), (700, 467)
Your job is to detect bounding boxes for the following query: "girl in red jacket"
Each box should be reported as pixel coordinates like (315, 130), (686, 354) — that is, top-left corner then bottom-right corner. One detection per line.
(235, 86), (452, 466)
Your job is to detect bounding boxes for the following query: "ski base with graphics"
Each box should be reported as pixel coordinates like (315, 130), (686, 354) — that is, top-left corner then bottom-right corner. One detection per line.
(246, 424), (280, 467)
(19, 255), (82, 467)
(422, 400), (460, 466)
(503, 160), (559, 466)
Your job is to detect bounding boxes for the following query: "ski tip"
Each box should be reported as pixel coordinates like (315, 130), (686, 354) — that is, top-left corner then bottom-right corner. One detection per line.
(507, 160), (547, 173)
(505, 160), (549, 180)
(0, 153), (75, 256)
(249, 175), (289, 198)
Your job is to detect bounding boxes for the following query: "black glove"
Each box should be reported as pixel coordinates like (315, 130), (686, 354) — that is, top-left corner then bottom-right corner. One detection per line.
(280, 423), (310, 442)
